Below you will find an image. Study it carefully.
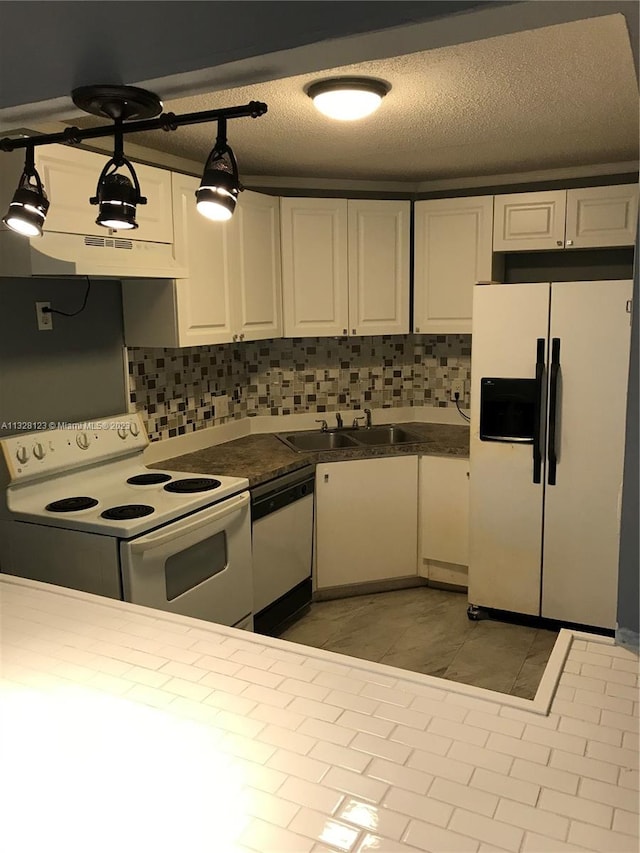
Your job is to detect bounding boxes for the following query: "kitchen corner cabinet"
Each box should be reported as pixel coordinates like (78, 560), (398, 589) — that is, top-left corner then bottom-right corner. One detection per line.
(34, 143), (173, 243)
(418, 455), (469, 587)
(493, 184), (639, 251)
(122, 179), (282, 347)
(315, 456), (418, 591)
(280, 197), (410, 337)
(413, 196), (493, 335)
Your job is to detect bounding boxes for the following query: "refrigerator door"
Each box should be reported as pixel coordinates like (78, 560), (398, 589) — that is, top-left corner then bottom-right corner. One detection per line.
(469, 283), (550, 615)
(542, 280), (633, 628)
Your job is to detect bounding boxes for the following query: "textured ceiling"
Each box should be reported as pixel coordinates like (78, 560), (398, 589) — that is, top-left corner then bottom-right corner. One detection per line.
(73, 14), (639, 182)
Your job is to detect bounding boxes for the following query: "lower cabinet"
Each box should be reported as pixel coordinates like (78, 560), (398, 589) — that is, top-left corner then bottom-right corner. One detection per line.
(418, 455), (469, 587)
(315, 456), (418, 591)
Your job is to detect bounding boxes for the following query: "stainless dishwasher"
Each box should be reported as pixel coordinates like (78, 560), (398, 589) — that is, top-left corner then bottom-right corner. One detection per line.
(251, 465), (315, 635)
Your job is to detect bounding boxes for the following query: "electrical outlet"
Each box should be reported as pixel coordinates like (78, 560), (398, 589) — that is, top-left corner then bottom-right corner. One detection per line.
(450, 380), (465, 402)
(215, 394), (229, 419)
(36, 301), (53, 331)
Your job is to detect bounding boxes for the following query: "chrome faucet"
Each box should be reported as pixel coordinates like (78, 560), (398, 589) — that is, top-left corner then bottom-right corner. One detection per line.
(364, 408), (372, 429)
(352, 415), (365, 429)
(315, 419), (328, 432)
(335, 412), (344, 429)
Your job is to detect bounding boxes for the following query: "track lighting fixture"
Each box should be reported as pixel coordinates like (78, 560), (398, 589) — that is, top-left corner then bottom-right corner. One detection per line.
(90, 124), (146, 230)
(2, 145), (49, 237)
(0, 85), (268, 237)
(196, 118), (241, 222)
(307, 77), (390, 121)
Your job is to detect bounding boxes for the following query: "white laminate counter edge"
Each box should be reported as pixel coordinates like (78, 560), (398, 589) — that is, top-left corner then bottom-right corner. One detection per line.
(1, 575), (611, 717)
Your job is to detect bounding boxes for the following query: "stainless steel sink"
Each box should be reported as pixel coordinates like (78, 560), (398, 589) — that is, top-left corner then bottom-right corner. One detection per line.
(276, 424), (422, 452)
(352, 425), (422, 445)
(277, 430), (361, 452)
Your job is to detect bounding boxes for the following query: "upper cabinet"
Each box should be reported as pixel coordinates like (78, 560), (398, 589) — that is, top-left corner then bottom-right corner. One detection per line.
(413, 196), (494, 335)
(280, 197), (410, 337)
(493, 184), (638, 251)
(35, 144), (174, 243)
(122, 180), (282, 347)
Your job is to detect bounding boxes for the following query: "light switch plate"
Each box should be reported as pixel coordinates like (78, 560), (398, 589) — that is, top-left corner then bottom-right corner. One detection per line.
(215, 394), (229, 419)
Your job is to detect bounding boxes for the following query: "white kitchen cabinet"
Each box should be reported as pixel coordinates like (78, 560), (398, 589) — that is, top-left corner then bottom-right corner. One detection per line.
(413, 196), (493, 334)
(493, 184), (638, 251)
(122, 181), (282, 347)
(564, 184), (639, 248)
(418, 455), (469, 588)
(280, 197), (410, 337)
(315, 456), (418, 591)
(34, 143), (173, 243)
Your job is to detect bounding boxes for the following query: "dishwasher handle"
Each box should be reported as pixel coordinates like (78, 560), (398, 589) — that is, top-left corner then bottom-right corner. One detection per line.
(251, 475), (314, 522)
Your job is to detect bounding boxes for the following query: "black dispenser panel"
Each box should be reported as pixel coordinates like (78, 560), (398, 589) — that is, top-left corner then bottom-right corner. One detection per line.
(480, 378), (538, 443)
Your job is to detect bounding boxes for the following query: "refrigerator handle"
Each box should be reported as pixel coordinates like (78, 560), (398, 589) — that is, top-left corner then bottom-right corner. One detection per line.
(533, 338), (545, 484)
(548, 337), (561, 485)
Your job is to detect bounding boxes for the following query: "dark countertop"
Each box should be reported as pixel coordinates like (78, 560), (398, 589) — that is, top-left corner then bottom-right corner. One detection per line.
(153, 422), (469, 488)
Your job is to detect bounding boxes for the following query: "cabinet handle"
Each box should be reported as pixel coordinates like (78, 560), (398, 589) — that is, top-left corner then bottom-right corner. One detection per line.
(343, 329), (348, 336)
(324, 473), (329, 483)
(352, 328), (356, 336)
(415, 327), (420, 333)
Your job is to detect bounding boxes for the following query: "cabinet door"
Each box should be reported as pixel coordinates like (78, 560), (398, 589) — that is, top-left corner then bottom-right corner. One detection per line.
(542, 280), (633, 629)
(171, 172), (234, 346)
(347, 200), (410, 335)
(36, 144), (173, 243)
(281, 197), (349, 337)
(414, 196), (493, 334)
(419, 456), (469, 585)
(493, 190), (566, 251)
(565, 184), (639, 249)
(315, 456), (418, 590)
(230, 190), (282, 342)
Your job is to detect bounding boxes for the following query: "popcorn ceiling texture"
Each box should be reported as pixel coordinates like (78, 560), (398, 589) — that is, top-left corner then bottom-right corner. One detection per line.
(128, 335), (471, 442)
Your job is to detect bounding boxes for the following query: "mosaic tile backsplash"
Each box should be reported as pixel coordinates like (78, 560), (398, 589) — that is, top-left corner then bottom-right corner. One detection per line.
(128, 335), (472, 442)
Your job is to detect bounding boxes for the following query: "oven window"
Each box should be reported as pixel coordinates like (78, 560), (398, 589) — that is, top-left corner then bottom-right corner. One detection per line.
(165, 531), (228, 601)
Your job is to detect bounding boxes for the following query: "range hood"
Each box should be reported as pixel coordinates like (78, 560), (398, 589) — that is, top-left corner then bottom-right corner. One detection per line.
(0, 229), (188, 279)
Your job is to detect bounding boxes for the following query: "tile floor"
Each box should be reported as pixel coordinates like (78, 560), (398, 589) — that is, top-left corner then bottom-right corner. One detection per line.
(279, 587), (558, 700)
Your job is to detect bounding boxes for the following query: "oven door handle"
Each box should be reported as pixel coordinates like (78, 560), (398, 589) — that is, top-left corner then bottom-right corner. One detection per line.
(128, 492), (249, 553)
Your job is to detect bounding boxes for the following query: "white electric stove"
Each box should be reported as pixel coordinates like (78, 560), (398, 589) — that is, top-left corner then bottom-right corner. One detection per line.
(0, 414), (253, 629)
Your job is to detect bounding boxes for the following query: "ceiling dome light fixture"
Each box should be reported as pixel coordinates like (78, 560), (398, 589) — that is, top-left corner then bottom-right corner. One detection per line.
(196, 118), (241, 222)
(2, 145), (49, 237)
(307, 77), (390, 121)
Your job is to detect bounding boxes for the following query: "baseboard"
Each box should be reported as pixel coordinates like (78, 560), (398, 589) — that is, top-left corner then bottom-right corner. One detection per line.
(314, 575), (426, 601)
(615, 627), (639, 653)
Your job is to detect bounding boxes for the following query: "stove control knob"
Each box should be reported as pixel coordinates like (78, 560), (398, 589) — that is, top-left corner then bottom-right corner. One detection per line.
(76, 432), (90, 450)
(16, 446), (29, 465)
(33, 442), (46, 460)
(130, 421), (140, 437)
(117, 426), (128, 440)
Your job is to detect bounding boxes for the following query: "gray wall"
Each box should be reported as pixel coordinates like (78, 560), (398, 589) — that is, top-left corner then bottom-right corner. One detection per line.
(616, 231), (639, 646)
(0, 278), (128, 435)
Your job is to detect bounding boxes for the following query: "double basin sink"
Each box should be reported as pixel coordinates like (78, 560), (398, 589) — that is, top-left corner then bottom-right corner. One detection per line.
(276, 424), (422, 452)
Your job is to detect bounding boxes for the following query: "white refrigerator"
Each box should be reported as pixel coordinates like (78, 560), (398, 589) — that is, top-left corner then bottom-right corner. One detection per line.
(468, 280), (633, 630)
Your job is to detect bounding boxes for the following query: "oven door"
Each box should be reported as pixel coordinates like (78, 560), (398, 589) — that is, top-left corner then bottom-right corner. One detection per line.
(119, 491), (253, 628)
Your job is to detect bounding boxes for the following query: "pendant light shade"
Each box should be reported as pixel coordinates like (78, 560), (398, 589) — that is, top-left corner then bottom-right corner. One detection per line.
(196, 118), (241, 221)
(2, 147), (49, 237)
(307, 78), (390, 121)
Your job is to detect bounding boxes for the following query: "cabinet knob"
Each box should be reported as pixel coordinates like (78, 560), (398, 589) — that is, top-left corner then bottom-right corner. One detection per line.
(343, 329), (347, 336)
(565, 239), (573, 246)
(556, 240), (563, 246)
(352, 328), (356, 335)
(324, 473), (329, 483)
(233, 334), (238, 342)
(415, 327), (420, 334)
(239, 333), (245, 341)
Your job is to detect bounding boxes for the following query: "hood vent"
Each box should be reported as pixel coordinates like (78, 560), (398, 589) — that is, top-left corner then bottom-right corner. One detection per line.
(84, 236), (133, 250)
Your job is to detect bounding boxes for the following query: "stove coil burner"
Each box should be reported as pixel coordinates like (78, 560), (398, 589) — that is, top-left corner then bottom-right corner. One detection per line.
(164, 478), (222, 494)
(46, 497), (99, 513)
(126, 473), (173, 486)
(101, 504), (155, 520)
